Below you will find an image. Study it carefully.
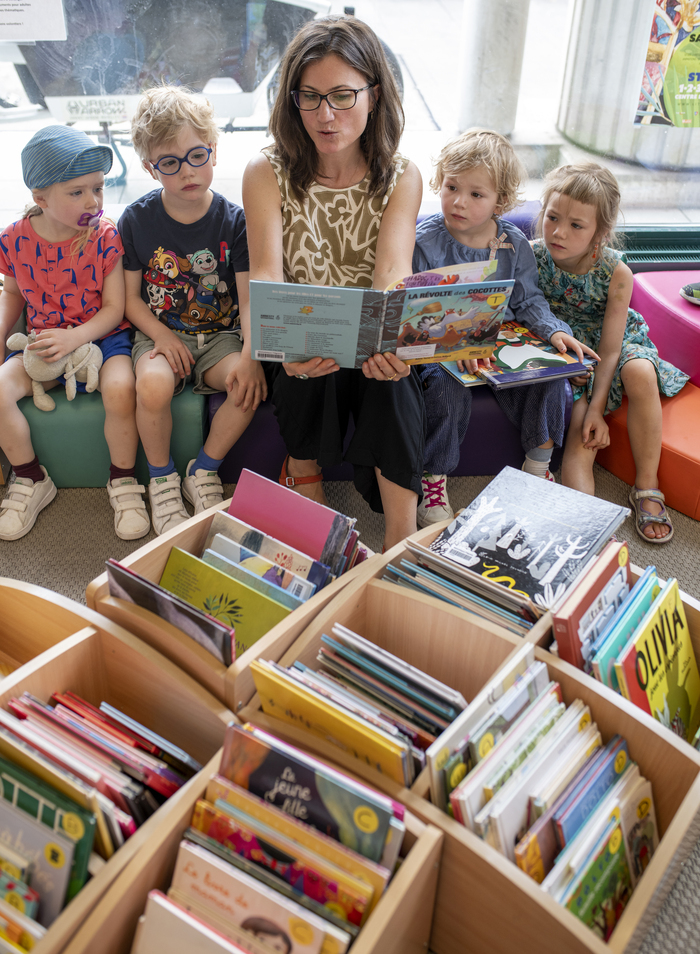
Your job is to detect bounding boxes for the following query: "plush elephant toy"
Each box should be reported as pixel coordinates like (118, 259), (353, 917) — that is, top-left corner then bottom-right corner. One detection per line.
(7, 330), (103, 411)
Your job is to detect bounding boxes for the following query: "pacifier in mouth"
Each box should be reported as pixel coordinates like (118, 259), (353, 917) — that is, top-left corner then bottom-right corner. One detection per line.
(78, 210), (104, 228)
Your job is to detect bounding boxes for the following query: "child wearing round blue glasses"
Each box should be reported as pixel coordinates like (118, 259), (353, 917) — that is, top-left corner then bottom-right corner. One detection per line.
(120, 85), (266, 534)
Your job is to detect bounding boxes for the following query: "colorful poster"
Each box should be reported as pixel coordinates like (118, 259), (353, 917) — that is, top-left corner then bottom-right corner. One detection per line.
(636, 1), (700, 126)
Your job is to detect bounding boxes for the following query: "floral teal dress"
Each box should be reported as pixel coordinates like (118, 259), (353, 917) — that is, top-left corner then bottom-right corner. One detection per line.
(532, 241), (689, 413)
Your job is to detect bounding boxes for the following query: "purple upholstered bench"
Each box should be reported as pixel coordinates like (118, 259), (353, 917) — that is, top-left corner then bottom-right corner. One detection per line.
(209, 379), (570, 484)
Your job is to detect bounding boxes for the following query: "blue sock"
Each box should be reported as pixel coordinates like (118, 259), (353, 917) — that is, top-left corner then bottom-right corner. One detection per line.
(189, 448), (223, 476)
(148, 456), (176, 480)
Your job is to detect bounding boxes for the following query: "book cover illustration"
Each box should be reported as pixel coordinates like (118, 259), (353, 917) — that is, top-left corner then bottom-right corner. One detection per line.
(476, 321), (596, 389)
(615, 579), (700, 742)
(428, 467), (629, 613)
(228, 470), (355, 580)
(202, 550), (304, 613)
(204, 510), (332, 592)
(249, 278), (514, 368)
(183, 828), (361, 942)
(159, 548), (291, 659)
(387, 260), (498, 290)
(0, 753), (95, 905)
(106, 558), (233, 666)
(440, 319), (596, 388)
(170, 841), (351, 954)
(207, 534), (316, 601)
(205, 775), (390, 913)
(562, 815), (632, 941)
(219, 723), (395, 864)
(552, 540), (630, 671)
(191, 799), (372, 926)
(0, 796), (74, 927)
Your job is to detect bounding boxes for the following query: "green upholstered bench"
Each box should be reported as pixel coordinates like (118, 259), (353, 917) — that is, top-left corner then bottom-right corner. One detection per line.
(18, 385), (207, 488)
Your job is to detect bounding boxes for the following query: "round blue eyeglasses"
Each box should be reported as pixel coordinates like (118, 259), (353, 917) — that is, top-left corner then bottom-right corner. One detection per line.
(151, 146), (213, 175)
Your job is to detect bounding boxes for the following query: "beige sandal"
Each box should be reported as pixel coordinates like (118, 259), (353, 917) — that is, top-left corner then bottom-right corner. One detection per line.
(628, 487), (674, 544)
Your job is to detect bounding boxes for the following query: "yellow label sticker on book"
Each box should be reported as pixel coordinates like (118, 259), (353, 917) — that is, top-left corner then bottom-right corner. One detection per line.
(637, 797), (651, 819)
(3, 892), (24, 914)
(619, 546), (629, 566)
(578, 712), (591, 731)
(44, 843), (66, 868)
(289, 919), (315, 946)
(62, 812), (85, 841)
(450, 762), (467, 790)
(478, 733), (495, 759)
(609, 829), (622, 854)
(354, 806), (379, 834)
(487, 293), (507, 308)
(435, 747), (450, 772)
(615, 750), (627, 774)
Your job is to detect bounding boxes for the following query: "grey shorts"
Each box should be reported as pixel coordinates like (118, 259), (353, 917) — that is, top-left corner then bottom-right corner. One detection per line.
(132, 328), (243, 395)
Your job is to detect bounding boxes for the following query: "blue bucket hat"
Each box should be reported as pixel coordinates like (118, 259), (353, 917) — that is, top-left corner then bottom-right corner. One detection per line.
(22, 125), (113, 190)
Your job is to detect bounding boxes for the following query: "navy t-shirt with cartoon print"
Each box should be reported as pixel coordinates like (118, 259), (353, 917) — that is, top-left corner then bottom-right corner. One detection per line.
(118, 189), (248, 336)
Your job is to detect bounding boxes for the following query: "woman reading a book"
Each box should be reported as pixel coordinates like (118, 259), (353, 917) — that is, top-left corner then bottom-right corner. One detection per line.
(243, 14), (425, 550)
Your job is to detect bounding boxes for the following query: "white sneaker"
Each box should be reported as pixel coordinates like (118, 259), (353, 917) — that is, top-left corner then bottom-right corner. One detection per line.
(182, 460), (224, 515)
(0, 467), (56, 540)
(521, 461), (556, 481)
(148, 472), (189, 536)
(417, 473), (455, 528)
(107, 477), (150, 540)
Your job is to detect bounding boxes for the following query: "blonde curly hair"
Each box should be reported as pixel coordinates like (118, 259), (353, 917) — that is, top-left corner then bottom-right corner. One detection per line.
(130, 84), (219, 161)
(430, 128), (524, 213)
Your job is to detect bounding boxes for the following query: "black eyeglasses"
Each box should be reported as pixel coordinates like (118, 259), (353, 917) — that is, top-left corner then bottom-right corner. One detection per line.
(291, 85), (373, 111)
(150, 146), (213, 175)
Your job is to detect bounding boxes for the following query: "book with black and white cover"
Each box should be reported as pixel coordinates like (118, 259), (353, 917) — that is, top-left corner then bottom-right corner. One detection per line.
(427, 467), (629, 616)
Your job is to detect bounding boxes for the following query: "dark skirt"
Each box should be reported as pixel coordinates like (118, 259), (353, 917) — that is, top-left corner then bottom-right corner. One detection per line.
(266, 364), (425, 512)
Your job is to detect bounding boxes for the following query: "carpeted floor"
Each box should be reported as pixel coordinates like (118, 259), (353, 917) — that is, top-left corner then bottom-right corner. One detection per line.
(0, 463), (697, 604)
(1, 464), (700, 953)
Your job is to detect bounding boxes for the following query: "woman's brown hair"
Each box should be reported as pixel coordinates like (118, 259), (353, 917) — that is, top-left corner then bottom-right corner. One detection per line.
(268, 14), (404, 199)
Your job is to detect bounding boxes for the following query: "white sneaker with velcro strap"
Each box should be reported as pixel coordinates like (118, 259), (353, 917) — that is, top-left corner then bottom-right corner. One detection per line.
(182, 460), (224, 515)
(107, 477), (150, 540)
(148, 472), (190, 536)
(0, 467), (56, 540)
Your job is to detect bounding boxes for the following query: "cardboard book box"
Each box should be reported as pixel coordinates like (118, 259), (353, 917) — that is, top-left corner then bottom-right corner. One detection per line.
(56, 749), (443, 954)
(86, 500), (375, 712)
(0, 578), (233, 954)
(235, 525), (700, 954)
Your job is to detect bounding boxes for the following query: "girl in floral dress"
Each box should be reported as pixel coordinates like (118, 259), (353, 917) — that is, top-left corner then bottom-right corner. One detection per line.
(533, 162), (689, 543)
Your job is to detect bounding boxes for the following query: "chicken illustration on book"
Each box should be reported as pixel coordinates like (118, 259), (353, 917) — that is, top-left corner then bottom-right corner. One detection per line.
(428, 468), (628, 613)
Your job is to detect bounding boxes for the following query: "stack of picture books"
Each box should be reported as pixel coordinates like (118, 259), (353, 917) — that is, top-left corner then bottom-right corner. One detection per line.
(427, 643), (658, 942)
(249, 624), (468, 787)
(399, 467), (629, 620)
(130, 723), (405, 953)
(0, 689), (202, 933)
(552, 550), (700, 745)
(106, 468), (368, 664)
(441, 319), (597, 391)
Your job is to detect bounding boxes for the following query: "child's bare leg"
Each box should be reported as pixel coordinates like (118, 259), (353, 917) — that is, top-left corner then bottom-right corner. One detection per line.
(200, 353), (256, 458)
(101, 354), (149, 539)
(377, 468), (418, 551)
(100, 355), (139, 468)
(621, 358), (668, 540)
(560, 398), (596, 495)
(0, 358), (57, 539)
(134, 353), (176, 467)
(0, 358), (36, 465)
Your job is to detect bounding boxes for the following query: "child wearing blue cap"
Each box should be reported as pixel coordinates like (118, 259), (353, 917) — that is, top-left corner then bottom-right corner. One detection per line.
(0, 124), (149, 541)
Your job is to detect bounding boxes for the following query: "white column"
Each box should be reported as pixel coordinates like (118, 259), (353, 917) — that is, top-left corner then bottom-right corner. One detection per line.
(457, 0), (531, 136)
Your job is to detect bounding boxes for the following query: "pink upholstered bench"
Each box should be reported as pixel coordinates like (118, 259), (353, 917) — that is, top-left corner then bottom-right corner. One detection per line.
(630, 270), (700, 386)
